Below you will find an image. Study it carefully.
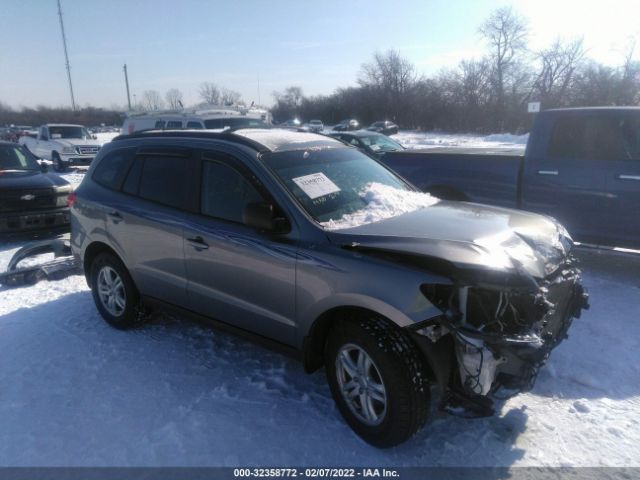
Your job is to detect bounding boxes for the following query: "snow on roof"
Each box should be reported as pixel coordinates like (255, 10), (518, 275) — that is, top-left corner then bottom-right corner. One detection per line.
(233, 128), (343, 152)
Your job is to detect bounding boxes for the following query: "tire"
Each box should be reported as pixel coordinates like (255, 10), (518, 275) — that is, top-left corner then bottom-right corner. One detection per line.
(52, 152), (66, 172)
(90, 252), (140, 329)
(325, 316), (430, 447)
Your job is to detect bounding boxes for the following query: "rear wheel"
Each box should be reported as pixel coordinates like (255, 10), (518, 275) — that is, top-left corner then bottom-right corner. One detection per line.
(90, 252), (140, 329)
(325, 316), (430, 447)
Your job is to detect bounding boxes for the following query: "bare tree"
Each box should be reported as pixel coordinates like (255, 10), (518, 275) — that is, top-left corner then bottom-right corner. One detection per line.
(480, 7), (528, 123)
(531, 38), (585, 107)
(165, 88), (184, 109)
(199, 82), (220, 104)
(358, 50), (416, 95)
(141, 90), (164, 111)
(220, 88), (242, 105)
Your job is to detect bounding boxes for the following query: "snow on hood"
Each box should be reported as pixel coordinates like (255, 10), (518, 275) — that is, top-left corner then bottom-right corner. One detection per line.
(321, 182), (439, 230)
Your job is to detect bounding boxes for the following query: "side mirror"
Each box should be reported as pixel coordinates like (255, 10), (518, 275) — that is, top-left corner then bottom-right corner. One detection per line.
(243, 202), (288, 233)
(40, 162), (48, 173)
(92, 135), (98, 140)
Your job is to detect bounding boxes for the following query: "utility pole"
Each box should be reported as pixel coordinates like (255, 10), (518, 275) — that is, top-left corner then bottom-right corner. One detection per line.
(123, 64), (132, 111)
(56, 0), (76, 110)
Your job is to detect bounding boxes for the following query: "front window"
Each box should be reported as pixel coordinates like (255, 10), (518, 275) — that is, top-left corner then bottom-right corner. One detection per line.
(48, 126), (92, 140)
(358, 134), (404, 153)
(0, 145), (40, 172)
(263, 148), (436, 229)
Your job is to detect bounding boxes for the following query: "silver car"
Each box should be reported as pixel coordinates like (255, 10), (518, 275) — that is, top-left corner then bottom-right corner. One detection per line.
(70, 128), (588, 447)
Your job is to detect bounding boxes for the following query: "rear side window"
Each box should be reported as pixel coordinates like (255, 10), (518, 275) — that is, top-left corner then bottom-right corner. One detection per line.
(154, 120), (165, 129)
(548, 115), (640, 161)
(92, 149), (135, 190)
(200, 160), (264, 223)
(166, 121), (182, 129)
(186, 121), (203, 129)
(137, 156), (188, 209)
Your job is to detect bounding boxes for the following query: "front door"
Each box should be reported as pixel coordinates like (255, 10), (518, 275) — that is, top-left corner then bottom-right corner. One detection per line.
(184, 151), (298, 345)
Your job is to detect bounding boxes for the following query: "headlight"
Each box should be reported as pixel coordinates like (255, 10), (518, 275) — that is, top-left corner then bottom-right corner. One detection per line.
(55, 185), (73, 206)
(61, 146), (77, 154)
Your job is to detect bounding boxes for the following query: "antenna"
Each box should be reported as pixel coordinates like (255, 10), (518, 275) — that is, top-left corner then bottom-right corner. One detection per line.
(57, 0), (76, 111)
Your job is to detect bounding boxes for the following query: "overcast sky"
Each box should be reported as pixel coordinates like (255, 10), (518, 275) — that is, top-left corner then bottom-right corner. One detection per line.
(1, 0), (639, 109)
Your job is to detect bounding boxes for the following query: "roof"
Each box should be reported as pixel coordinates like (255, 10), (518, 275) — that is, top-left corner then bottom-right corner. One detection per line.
(542, 106), (640, 114)
(111, 128), (346, 153)
(233, 128), (343, 152)
(45, 124), (86, 128)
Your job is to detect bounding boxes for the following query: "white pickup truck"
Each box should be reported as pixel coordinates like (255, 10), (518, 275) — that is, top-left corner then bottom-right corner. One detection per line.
(20, 124), (101, 171)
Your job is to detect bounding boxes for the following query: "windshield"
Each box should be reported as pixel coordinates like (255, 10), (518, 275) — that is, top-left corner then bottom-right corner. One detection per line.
(49, 126), (91, 139)
(263, 147), (431, 228)
(359, 134), (404, 152)
(0, 145), (40, 172)
(204, 117), (268, 129)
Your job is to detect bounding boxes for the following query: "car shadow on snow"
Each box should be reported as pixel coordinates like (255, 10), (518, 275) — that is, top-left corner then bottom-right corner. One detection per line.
(530, 249), (640, 401)
(0, 288), (527, 468)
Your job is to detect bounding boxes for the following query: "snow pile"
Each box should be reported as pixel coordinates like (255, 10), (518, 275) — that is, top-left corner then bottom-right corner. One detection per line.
(321, 182), (438, 230)
(394, 131), (528, 150)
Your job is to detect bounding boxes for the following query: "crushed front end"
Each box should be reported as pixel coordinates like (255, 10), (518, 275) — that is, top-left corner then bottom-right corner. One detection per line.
(410, 254), (589, 417)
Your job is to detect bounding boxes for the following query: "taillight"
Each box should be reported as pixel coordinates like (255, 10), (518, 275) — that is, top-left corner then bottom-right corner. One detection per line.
(67, 191), (77, 207)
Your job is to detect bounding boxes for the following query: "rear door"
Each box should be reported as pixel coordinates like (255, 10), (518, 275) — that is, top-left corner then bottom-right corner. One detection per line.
(183, 150), (298, 345)
(597, 113), (640, 248)
(100, 146), (197, 307)
(521, 115), (605, 242)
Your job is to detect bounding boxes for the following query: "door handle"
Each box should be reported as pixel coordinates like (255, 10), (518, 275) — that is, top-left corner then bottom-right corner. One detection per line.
(618, 174), (640, 181)
(107, 210), (122, 223)
(186, 236), (209, 250)
(537, 170), (559, 176)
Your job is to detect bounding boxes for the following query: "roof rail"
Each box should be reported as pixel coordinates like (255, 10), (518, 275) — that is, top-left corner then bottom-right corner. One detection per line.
(111, 129), (271, 153)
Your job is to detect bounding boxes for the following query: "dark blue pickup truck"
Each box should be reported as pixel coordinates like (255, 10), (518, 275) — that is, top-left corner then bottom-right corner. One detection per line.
(380, 107), (640, 249)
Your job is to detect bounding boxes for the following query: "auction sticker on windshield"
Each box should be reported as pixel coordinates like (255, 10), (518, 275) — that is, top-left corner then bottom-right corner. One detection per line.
(292, 172), (341, 199)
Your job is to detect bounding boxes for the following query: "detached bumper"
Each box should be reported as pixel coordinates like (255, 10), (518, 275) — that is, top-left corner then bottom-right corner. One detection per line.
(0, 207), (70, 233)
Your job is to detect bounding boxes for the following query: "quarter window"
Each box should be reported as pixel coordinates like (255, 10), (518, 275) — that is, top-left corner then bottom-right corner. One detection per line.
(92, 149), (136, 190)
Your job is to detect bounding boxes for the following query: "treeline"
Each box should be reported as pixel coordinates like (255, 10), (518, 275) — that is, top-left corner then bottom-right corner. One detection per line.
(0, 104), (122, 128)
(272, 7), (640, 133)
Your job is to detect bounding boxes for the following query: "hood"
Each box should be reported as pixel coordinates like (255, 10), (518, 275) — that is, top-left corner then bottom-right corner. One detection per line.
(57, 138), (101, 147)
(326, 201), (572, 281)
(0, 171), (70, 190)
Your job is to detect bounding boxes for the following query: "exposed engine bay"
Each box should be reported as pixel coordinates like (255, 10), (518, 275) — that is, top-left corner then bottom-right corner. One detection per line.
(412, 255), (589, 417)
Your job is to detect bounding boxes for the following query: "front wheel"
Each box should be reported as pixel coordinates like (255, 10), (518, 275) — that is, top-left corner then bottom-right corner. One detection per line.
(325, 317), (430, 447)
(52, 152), (66, 172)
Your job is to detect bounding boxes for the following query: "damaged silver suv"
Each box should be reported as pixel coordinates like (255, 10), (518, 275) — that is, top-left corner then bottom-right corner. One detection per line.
(71, 129), (589, 447)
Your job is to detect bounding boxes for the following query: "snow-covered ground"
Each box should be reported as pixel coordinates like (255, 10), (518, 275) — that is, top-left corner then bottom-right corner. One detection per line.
(0, 245), (638, 467)
(1, 130), (638, 467)
(394, 131), (528, 150)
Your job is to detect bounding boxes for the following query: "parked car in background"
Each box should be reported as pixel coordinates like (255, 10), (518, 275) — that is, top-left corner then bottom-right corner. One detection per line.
(121, 105), (272, 134)
(367, 120), (399, 135)
(329, 130), (405, 157)
(332, 119), (360, 131)
(380, 107), (640, 249)
(308, 119), (324, 132)
(20, 124), (100, 172)
(71, 128), (587, 447)
(0, 141), (71, 233)
(279, 118), (302, 129)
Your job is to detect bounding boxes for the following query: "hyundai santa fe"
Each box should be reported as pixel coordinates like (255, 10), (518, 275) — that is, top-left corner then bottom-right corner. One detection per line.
(70, 128), (588, 447)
